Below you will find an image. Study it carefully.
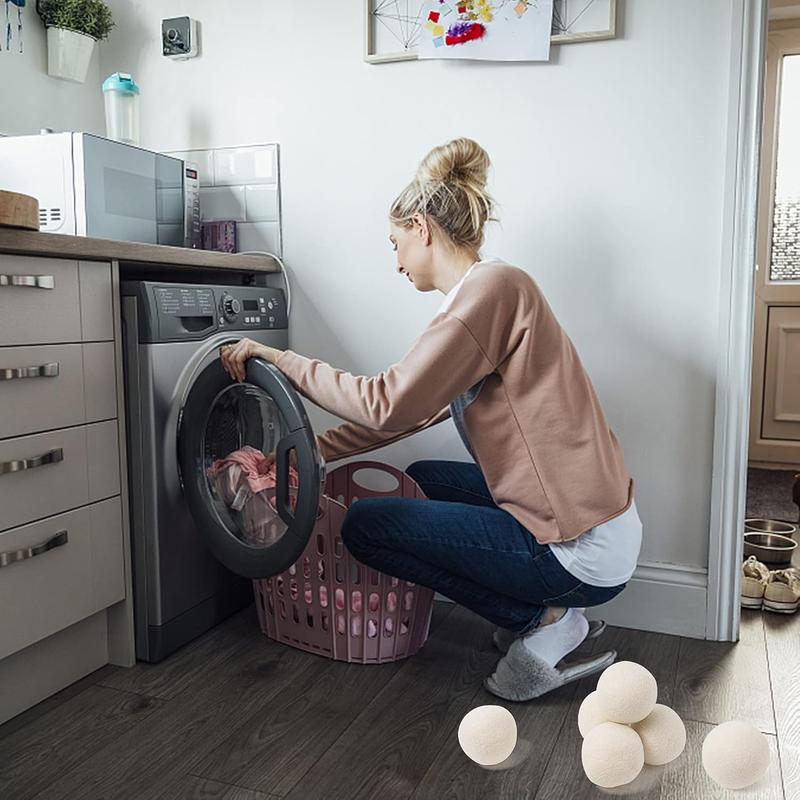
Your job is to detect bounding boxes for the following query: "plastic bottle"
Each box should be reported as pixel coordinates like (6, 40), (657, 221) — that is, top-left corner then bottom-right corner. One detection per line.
(102, 72), (140, 146)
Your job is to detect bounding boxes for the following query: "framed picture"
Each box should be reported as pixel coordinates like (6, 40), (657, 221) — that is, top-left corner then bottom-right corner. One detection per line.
(364, 0), (617, 64)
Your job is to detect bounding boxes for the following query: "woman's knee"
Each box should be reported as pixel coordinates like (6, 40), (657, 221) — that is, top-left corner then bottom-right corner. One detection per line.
(405, 459), (436, 486)
(341, 497), (382, 555)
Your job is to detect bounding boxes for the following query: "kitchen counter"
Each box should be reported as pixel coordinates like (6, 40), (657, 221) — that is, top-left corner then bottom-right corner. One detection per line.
(0, 228), (280, 272)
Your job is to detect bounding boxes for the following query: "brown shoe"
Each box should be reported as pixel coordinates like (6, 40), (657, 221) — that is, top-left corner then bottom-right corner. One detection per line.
(763, 567), (800, 614)
(741, 555), (770, 609)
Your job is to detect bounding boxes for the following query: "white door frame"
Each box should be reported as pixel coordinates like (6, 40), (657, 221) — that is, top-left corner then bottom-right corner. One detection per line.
(707, 0), (768, 642)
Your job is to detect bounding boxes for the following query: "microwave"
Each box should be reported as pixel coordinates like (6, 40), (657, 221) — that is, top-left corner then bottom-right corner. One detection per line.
(0, 132), (201, 248)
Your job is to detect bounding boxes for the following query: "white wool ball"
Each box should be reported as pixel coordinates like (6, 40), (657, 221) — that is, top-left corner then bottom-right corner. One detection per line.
(582, 721), (645, 788)
(631, 704), (687, 765)
(702, 720), (770, 790)
(458, 705), (518, 766)
(596, 661), (658, 724)
(578, 691), (610, 738)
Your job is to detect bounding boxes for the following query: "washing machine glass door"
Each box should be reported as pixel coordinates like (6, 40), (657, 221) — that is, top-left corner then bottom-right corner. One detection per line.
(178, 356), (323, 579)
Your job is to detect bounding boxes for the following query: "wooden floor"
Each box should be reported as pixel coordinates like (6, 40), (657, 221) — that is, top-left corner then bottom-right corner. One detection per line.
(0, 601), (797, 800)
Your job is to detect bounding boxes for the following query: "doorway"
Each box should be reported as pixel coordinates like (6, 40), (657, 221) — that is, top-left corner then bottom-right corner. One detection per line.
(742, 14), (800, 603)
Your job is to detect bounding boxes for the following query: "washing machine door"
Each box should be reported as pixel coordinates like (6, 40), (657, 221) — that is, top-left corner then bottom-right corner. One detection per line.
(178, 356), (323, 579)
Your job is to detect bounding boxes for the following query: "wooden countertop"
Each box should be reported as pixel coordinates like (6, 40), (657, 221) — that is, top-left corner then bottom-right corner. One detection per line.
(0, 228), (280, 272)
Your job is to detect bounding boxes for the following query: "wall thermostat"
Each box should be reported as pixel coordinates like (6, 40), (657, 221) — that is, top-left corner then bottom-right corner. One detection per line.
(162, 16), (199, 60)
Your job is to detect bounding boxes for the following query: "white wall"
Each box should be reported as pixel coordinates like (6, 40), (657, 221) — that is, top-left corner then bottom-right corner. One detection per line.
(99, 0), (736, 575)
(0, 4), (104, 135)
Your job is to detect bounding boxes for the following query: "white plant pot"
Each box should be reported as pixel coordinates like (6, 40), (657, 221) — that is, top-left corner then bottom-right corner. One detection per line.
(46, 27), (96, 83)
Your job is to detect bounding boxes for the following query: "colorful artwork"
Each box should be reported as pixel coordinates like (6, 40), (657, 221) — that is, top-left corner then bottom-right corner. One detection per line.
(418, 0), (552, 61)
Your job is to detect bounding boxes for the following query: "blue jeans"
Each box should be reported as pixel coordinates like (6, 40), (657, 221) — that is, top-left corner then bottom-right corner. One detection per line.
(340, 460), (627, 634)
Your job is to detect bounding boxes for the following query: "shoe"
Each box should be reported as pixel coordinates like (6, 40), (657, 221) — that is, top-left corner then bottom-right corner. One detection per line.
(763, 567), (800, 614)
(484, 640), (617, 702)
(741, 555), (770, 609)
(493, 618), (607, 654)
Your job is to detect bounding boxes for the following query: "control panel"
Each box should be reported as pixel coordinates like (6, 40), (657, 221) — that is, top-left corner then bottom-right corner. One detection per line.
(123, 281), (289, 343)
(216, 288), (287, 331)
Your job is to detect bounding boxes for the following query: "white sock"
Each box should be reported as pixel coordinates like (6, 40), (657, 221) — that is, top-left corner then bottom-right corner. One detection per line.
(520, 608), (589, 668)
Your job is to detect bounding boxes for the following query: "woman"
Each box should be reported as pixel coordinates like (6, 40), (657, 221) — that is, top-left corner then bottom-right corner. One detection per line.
(221, 137), (642, 701)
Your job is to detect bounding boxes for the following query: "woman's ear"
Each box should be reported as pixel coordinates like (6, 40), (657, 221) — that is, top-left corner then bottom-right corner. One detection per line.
(411, 212), (432, 245)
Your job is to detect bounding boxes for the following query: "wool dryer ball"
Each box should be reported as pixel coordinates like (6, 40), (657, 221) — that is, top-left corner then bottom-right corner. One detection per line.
(577, 691), (609, 738)
(631, 704), (687, 765)
(457, 705), (518, 766)
(702, 720), (770, 790)
(596, 661), (658, 724)
(581, 721), (645, 789)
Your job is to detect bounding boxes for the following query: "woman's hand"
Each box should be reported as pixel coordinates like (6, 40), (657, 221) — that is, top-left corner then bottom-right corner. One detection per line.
(219, 338), (284, 382)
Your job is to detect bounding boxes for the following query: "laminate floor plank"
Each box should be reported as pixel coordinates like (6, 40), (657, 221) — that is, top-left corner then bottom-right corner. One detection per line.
(0, 664), (119, 742)
(0, 684), (162, 800)
(98, 604), (259, 700)
(282, 605), (497, 800)
(763, 613), (800, 800)
(674, 610), (776, 734)
(31, 631), (321, 799)
(162, 774), (282, 799)
(29, 603), (452, 800)
(189, 602), (453, 798)
(186, 648), (406, 795)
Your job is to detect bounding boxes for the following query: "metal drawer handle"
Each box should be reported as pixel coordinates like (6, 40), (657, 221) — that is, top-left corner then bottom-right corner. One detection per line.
(0, 274), (55, 290)
(0, 447), (64, 475)
(0, 530), (68, 569)
(0, 362), (59, 381)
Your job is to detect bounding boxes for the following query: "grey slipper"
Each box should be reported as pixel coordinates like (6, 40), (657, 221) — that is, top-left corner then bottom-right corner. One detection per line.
(484, 640), (617, 702)
(493, 618), (607, 655)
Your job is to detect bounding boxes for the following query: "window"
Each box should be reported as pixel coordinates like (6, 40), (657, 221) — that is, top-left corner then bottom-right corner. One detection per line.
(770, 54), (800, 281)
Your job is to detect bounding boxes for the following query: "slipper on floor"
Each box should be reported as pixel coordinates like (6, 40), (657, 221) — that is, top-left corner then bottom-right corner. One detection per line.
(484, 639), (617, 702)
(493, 618), (607, 655)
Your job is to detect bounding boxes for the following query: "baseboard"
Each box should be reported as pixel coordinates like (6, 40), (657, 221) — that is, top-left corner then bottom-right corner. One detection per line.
(584, 561), (709, 640)
(435, 560), (710, 640)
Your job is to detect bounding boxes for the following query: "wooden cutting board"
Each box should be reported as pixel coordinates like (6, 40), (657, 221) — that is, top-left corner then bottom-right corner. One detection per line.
(0, 190), (39, 231)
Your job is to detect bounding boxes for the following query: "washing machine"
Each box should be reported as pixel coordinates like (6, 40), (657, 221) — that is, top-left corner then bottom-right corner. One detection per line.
(121, 280), (324, 662)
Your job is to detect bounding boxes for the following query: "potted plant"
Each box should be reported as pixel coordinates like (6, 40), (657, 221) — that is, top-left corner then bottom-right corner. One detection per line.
(37, 0), (114, 83)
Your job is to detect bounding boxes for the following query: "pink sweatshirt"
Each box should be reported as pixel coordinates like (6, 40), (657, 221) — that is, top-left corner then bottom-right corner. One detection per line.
(275, 259), (634, 544)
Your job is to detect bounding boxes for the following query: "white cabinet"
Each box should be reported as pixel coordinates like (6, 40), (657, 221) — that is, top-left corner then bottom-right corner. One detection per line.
(0, 254), (129, 725)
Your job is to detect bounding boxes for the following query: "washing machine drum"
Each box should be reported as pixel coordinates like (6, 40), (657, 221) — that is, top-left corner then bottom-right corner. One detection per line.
(178, 357), (323, 579)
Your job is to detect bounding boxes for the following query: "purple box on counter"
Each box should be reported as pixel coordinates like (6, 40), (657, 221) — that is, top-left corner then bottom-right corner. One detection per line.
(201, 220), (237, 253)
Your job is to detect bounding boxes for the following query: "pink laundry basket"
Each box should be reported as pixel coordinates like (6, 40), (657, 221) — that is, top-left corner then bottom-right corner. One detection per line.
(253, 460), (435, 664)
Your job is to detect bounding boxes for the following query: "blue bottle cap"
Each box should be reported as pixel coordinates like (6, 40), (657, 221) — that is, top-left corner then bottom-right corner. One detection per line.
(102, 72), (140, 95)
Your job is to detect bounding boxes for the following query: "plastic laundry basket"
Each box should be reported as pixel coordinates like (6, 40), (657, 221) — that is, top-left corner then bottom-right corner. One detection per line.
(253, 461), (434, 663)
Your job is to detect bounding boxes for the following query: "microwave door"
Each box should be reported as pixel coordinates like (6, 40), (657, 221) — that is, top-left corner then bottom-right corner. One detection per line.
(76, 134), (159, 244)
(155, 153), (186, 247)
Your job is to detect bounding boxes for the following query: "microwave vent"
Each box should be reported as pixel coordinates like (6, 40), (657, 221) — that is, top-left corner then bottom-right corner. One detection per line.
(39, 208), (63, 229)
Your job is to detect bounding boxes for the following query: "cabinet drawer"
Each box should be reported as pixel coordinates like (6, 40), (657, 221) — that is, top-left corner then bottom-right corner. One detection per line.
(0, 256), (81, 346)
(0, 342), (117, 439)
(0, 497), (125, 660)
(0, 421), (120, 532)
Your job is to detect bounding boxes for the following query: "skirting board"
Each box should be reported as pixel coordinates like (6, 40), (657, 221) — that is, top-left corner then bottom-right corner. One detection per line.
(434, 561), (710, 640)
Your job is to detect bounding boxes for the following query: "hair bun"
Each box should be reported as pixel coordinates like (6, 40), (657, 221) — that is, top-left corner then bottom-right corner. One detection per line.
(390, 137), (496, 252)
(416, 137), (490, 188)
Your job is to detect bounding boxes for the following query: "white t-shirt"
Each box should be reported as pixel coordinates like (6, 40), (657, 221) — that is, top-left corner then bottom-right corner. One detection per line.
(437, 257), (642, 587)
(548, 499), (642, 587)
(437, 259), (484, 314)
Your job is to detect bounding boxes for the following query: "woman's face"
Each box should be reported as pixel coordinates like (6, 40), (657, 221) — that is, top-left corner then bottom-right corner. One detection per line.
(389, 216), (436, 292)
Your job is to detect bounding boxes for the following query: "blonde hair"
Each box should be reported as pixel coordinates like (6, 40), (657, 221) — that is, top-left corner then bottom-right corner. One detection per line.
(390, 137), (496, 252)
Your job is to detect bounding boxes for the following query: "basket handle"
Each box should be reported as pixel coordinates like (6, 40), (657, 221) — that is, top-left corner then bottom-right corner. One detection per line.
(348, 461), (406, 494)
